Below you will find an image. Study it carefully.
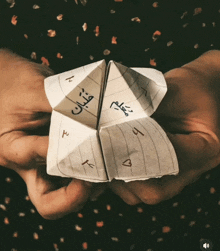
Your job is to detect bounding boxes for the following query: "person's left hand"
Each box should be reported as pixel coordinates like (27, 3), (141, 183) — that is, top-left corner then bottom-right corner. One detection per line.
(109, 50), (220, 205)
(0, 49), (104, 219)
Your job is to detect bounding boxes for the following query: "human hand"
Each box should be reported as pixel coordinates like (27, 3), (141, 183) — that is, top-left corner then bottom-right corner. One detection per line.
(0, 49), (104, 219)
(109, 50), (220, 205)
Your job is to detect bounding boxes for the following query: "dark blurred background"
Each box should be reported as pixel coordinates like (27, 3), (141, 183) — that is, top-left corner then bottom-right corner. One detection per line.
(1, 0), (219, 73)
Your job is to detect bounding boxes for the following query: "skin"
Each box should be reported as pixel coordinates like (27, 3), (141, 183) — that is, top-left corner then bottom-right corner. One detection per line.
(0, 49), (104, 219)
(0, 49), (220, 219)
(109, 50), (220, 205)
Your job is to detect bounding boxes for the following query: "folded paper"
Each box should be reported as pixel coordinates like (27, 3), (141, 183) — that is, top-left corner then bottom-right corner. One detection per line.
(44, 60), (179, 182)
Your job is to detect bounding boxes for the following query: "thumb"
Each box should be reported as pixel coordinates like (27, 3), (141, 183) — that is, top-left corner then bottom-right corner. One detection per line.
(166, 131), (220, 173)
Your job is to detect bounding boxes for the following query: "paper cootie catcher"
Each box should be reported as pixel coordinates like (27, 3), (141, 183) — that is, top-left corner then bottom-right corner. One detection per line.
(44, 60), (179, 182)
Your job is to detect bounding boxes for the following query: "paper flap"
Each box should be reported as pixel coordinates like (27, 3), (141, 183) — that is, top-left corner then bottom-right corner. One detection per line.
(44, 60), (105, 108)
(99, 61), (167, 127)
(99, 116), (179, 182)
(47, 111), (107, 181)
(45, 60), (106, 129)
(131, 67), (167, 110)
(45, 59), (178, 183)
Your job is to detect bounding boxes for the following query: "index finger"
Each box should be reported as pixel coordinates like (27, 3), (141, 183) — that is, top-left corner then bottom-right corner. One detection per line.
(22, 69), (53, 114)
(30, 61), (54, 113)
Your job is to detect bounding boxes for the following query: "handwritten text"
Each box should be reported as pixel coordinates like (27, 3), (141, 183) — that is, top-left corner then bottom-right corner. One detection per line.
(132, 127), (144, 136)
(71, 88), (94, 115)
(62, 130), (69, 138)
(82, 160), (95, 168)
(122, 159), (132, 167)
(65, 75), (74, 82)
(110, 101), (133, 116)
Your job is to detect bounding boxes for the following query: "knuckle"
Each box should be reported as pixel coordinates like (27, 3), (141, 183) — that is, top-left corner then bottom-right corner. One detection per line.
(140, 187), (165, 205)
(36, 203), (58, 220)
(64, 183), (90, 210)
(68, 186), (87, 205)
(37, 207), (53, 220)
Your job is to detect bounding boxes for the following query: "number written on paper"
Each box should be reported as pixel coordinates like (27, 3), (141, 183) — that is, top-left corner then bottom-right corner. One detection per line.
(65, 75), (74, 82)
(82, 160), (95, 168)
(62, 130), (69, 138)
(132, 127), (144, 136)
(141, 87), (148, 97)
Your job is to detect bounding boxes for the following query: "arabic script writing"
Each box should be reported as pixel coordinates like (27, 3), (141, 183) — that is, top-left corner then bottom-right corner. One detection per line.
(110, 101), (133, 116)
(71, 88), (94, 115)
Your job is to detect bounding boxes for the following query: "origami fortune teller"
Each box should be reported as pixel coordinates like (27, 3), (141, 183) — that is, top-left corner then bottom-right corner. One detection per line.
(44, 60), (179, 182)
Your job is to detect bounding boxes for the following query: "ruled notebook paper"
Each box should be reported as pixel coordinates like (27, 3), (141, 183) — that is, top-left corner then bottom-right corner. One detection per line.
(44, 60), (179, 182)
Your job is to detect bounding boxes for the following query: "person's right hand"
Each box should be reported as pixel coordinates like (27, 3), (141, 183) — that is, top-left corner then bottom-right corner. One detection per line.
(0, 49), (105, 219)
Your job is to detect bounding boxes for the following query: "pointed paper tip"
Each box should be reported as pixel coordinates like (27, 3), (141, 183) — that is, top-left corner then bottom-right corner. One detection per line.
(109, 60), (121, 69)
(107, 60), (114, 66)
(97, 59), (106, 67)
